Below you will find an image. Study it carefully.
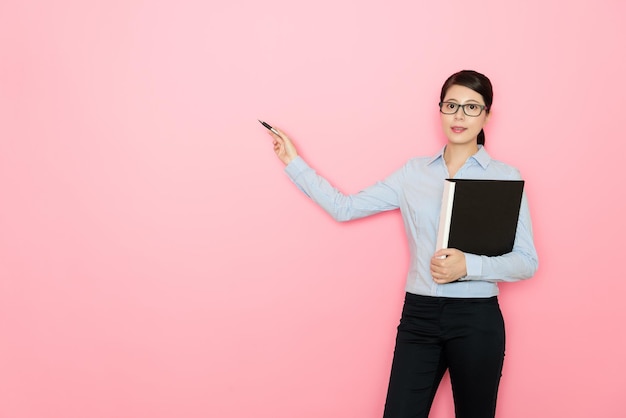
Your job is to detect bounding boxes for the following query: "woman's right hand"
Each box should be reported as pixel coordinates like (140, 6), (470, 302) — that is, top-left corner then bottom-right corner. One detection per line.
(267, 127), (298, 166)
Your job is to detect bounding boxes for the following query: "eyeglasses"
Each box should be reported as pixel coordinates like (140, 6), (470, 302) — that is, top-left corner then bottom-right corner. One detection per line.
(439, 102), (487, 117)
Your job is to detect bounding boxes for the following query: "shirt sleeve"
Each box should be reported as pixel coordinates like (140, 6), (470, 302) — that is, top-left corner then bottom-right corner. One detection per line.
(463, 179), (539, 282)
(284, 156), (402, 221)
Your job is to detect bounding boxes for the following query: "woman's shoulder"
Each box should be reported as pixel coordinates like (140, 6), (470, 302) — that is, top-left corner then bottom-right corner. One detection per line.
(406, 148), (445, 168)
(399, 155), (441, 174)
(485, 156), (522, 179)
(406, 155), (436, 165)
(381, 155), (438, 184)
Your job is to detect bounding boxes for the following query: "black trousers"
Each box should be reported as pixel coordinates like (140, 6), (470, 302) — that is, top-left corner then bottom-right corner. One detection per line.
(383, 293), (505, 418)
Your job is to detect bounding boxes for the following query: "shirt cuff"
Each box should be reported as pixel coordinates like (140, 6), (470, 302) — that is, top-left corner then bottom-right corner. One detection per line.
(284, 156), (307, 179)
(464, 253), (483, 279)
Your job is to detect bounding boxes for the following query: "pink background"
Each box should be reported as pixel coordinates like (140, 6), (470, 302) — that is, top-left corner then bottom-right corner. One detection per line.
(1, 0), (625, 417)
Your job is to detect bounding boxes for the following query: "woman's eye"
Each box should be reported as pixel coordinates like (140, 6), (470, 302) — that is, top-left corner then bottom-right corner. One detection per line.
(467, 104), (477, 110)
(446, 103), (456, 110)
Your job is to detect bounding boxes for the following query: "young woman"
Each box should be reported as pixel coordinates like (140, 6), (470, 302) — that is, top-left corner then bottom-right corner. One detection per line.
(265, 70), (538, 418)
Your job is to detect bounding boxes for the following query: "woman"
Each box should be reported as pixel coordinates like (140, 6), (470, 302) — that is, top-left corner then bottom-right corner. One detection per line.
(265, 70), (538, 418)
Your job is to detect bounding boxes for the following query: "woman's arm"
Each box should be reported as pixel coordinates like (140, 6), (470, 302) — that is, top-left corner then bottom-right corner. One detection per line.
(266, 127), (402, 222)
(463, 191), (539, 282)
(429, 192), (538, 283)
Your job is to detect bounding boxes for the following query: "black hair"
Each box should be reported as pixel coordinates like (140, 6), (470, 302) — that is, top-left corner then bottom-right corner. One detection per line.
(440, 70), (493, 146)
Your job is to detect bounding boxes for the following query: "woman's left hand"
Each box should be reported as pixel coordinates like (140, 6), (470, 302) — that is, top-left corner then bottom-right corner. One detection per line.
(430, 249), (467, 284)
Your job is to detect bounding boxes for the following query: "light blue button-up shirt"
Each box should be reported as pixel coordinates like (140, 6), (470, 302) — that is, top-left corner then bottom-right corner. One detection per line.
(284, 146), (538, 298)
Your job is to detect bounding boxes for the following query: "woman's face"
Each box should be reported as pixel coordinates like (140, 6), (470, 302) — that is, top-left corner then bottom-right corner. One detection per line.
(440, 84), (490, 146)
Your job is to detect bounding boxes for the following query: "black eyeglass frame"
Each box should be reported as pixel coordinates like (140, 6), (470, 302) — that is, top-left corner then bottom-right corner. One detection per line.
(438, 101), (488, 117)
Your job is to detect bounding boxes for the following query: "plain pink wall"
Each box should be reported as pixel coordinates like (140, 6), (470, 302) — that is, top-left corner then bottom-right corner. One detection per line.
(1, 0), (625, 417)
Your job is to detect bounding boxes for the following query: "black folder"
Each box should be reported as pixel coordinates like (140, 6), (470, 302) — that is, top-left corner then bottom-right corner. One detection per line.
(436, 179), (525, 256)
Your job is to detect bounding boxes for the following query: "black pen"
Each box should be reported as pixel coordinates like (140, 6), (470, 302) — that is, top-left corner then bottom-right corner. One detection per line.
(258, 119), (280, 136)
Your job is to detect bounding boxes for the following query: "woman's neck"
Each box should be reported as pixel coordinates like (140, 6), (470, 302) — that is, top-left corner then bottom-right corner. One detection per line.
(443, 143), (479, 178)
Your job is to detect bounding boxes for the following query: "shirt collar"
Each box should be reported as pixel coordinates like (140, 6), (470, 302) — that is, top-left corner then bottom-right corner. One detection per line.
(427, 145), (492, 170)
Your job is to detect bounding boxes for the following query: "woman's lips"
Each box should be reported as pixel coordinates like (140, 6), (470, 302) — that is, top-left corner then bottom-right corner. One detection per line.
(451, 126), (467, 133)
